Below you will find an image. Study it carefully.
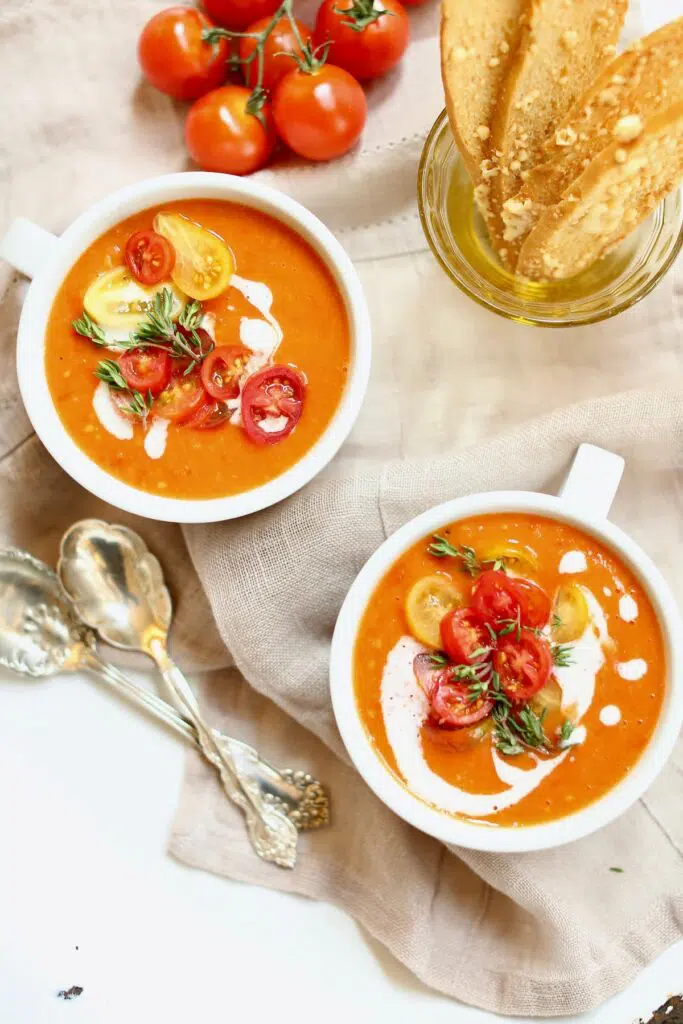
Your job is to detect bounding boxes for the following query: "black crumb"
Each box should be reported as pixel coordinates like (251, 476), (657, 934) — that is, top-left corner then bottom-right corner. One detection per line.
(74, 946), (79, 951)
(641, 995), (683, 1023)
(57, 986), (83, 1001)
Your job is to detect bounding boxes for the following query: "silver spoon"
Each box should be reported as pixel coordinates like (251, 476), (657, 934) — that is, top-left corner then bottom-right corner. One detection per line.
(57, 519), (300, 868)
(0, 547), (327, 848)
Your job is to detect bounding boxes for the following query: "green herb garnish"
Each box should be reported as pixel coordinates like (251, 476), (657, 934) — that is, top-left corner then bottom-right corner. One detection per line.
(552, 643), (574, 667)
(73, 311), (107, 345)
(94, 359), (151, 419)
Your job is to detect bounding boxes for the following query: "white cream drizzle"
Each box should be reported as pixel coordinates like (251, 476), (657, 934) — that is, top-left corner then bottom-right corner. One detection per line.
(619, 594), (638, 623)
(617, 658), (648, 681)
(559, 550), (588, 574)
(92, 381), (133, 440)
(143, 417), (170, 460)
(380, 585), (616, 819)
(599, 704), (621, 726)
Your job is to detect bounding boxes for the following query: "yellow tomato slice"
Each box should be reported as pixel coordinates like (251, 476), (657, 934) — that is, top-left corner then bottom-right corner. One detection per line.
(83, 267), (184, 328)
(482, 542), (539, 576)
(153, 212), (234, 300)
(405, 574), (463, 649)
(552, 582), (589, 643)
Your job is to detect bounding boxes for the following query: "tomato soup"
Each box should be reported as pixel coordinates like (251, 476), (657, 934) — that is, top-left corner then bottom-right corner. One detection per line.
(354, 513), (666, 828)
(45, 200), (350, 499)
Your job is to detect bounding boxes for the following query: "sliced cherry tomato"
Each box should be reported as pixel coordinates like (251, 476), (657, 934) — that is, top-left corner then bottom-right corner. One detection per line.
(405, 574), (462, 649)
(185, 85), (276, 175)
(514, 577), (551, 629)
(155, 370), (206, 423)
(119, 348), (172, 397)
(240, 16), (312, 91)
(83, 268), (184, 330)
(552, 582), (589, 643)
(201, 345), (250, 400)
(440, 607), (490, 664)
(124, 231), (175, 287)
(138, 7), (229, 101)
(430, 675), (494, 729)
(241, 365), (305, 445)
(494, 633), (553, 704)
(481, 542), (539, 576)
(154, 212), (234, 300)
(314, 0), (410, 82)
(413, 652), (444, 701)
(185, 397), (231, 429)
(202, 0), (281, 30)
(273, 64), (366, 161)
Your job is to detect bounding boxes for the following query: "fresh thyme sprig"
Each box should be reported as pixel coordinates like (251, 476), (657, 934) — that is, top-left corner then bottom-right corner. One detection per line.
(493, 704), (550, 756)
(557, 719), (576, 747)
(73, 311), (107, 345)
(552, 643), (574, 667)
(131, 289), (211, 374)
(94, 359), (152, 419)
(427, 536), (506, 576)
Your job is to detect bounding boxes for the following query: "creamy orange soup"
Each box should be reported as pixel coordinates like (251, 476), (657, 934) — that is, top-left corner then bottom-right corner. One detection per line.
(354, 513), (666, 827)
(46, 200), (350, 499)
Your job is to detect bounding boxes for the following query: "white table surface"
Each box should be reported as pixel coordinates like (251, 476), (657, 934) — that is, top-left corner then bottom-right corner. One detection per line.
(2, 0), (682, 1020)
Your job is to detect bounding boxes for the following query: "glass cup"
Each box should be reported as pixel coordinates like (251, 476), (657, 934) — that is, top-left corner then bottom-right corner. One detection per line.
(417, 109), (683, 328)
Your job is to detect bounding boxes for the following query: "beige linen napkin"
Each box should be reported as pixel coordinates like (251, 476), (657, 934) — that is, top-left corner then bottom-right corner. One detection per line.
(2, 0), (683, 1018)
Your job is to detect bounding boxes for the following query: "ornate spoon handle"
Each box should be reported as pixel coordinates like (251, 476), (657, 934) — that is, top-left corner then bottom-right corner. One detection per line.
(147, 636), (298, 869)
(78, 650), (329, 832)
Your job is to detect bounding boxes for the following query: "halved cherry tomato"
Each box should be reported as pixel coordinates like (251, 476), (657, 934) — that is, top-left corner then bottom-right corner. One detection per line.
(125, 231), (175, 286)
(155, 370), (206, 423)
(138, 6), (229, 101)
(184, 85), (276, 176)
(201, 345), (250, 400)
(472, 570), (550, 628)
(83, 268), (185, 329)
(482, 542), (539, 576)
(119, 348), (172, 397)
(272, 64), (366, 161)
(430, 675), (494, 729)
(514, 578), (551, 629)
(185, 397), (231, 429)
(202, 0), (282, 30)
(440, 608), (490, 664)
(552, 582), (589, 643)
(494, 633), (553, 704)
(405, 574), (462, 648)
(240, 16), (312, 91)
(314, 0), (410, 82)
(241, 365), (305, 445)
(153, 212), (234, 300)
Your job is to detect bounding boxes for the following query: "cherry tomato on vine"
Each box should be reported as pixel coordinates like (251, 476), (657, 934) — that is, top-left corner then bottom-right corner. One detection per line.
(240, 15), (313, 91)
(314, 0), (410, 82)
(185, 85), (276, 175)
(138, 7), (229, 101)
(124, 231), (175, 286)
(273, 64), (366, 161)
(119, 348), (172, 397)
(202, 0), (282, 31)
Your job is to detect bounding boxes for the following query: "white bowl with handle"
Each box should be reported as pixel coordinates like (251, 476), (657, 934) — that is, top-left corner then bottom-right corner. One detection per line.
(0, 173), (372, 523)
(330, 444), (683, 852)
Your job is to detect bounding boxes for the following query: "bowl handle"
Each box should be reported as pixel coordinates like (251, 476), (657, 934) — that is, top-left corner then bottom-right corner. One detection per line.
(0, 217), (59, 280)
(559, 443), (625, 521)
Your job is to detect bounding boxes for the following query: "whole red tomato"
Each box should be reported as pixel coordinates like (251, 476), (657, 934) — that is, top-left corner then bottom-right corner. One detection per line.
(314, 0), (410, 82)
(138, 7), (228, 100)
(240, 16), (313, 91)
(185, 85), (276, 174)
(273, 64), (367, 161)
(202, 0), (281, 30)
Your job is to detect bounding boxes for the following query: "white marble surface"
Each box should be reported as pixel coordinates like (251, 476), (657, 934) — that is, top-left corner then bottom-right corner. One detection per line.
(2, 0), (683, 1020)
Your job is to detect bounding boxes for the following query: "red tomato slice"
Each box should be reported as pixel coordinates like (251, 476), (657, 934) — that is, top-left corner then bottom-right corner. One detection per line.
(494, 633), (553, 704)
(185, 397), (230, 430)
(241, 365), (305, 445)
(430, 676), (494, 729)
(155, 370), (206, 423)
(201, 345), (250, 400)
(440, 608), (490, 664)
(124, 231), (175, 286)
(514, 577), (551, 629)
(471, 570), (522, 623)
(119, 348), (172, 397)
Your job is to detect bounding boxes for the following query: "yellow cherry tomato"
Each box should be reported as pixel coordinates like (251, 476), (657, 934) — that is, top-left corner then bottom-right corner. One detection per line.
(153, 212), (234, 300)
(552, 582), (589, 643)
(482, 542), (539, 576)
(83, 267), (184, 328)
(405, 574), (463, 649)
